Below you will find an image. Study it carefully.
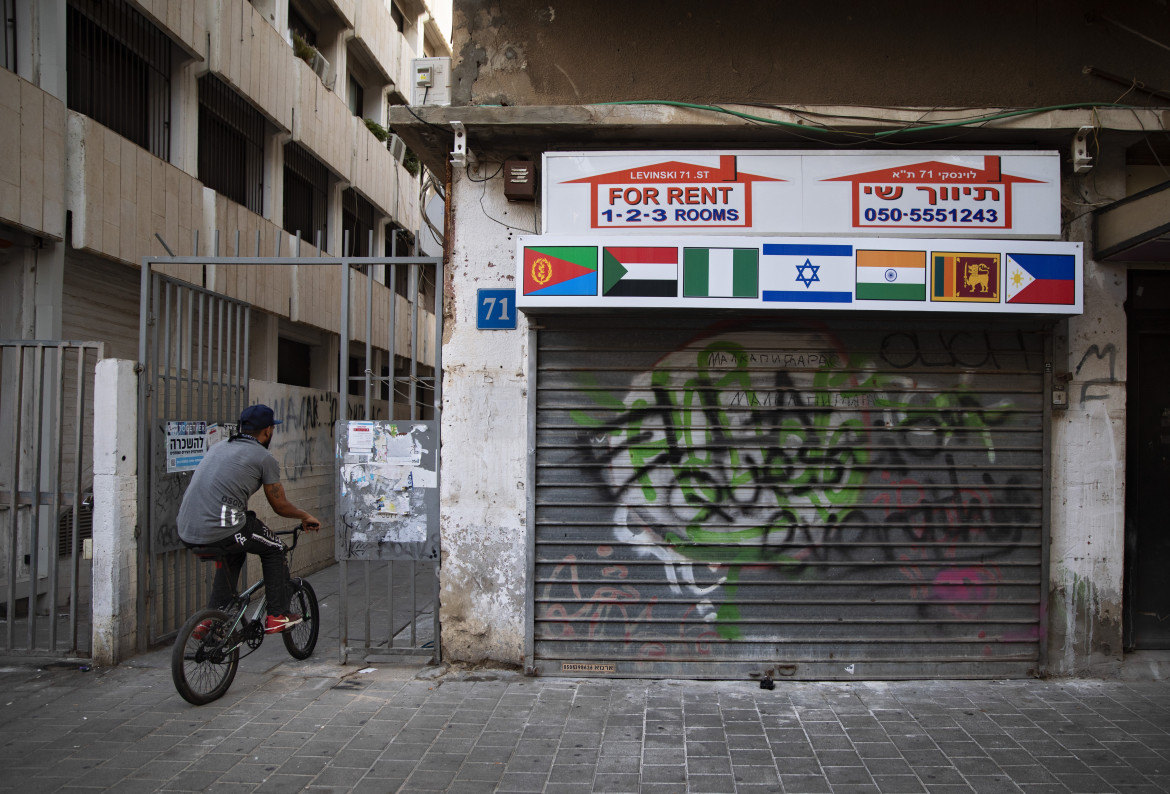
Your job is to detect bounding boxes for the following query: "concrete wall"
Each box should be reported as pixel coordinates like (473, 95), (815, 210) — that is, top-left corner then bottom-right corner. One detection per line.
(1048, 148), (1129, 675)
(438, 171), (534, 663)
(0, 70), (65, 240)
(450, 0), (1170, 108)
(91, 359), (138, 665)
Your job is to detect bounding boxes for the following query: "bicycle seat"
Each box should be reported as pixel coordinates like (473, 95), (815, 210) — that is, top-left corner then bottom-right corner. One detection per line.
(188, 545), (228, 562)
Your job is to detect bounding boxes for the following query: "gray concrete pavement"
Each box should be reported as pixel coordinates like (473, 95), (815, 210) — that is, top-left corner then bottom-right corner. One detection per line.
(2, 564), (1170, 793)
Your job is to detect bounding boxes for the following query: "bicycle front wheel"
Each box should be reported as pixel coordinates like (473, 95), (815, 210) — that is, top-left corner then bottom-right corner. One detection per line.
(283, 579), (320, 659)
(171, 608), (239, 705)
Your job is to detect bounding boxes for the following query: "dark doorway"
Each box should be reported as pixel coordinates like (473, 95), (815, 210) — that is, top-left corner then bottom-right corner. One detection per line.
(1125, 271), (1170, 649)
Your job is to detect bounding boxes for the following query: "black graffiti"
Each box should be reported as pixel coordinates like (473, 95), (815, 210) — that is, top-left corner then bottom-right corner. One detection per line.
(1074, 343), (1117, 404)
(271, 392), (340, 435)
(879, 330), (1035, 370)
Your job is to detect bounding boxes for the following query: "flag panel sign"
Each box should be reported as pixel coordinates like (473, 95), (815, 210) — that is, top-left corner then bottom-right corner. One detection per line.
(1005, 253), (1075, 305)
(931, 252), (1001, 302)
(682, 248), (759, 298)
(602, 247), (678, 297)
(515, 235), (1081, 315)
(761, 244), (853, 303)
(856, 250), (927, 301)
(522, 246), (598, 296)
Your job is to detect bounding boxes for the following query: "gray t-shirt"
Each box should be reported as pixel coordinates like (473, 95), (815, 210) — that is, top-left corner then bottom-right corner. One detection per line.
(177, 435), (281, 544)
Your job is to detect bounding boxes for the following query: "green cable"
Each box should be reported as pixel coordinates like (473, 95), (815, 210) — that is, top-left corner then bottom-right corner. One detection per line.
(593, 100), (1149, 139)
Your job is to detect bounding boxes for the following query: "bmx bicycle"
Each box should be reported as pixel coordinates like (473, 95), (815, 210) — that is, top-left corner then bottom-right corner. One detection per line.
(171, 524), (319, 705)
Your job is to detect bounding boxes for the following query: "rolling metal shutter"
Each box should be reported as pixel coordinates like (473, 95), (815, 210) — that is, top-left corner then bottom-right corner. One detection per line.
(531, 316), (1049, 679)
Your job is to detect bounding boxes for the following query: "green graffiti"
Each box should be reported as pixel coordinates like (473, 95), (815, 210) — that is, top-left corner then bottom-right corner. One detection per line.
(571, 336), (1014, 643)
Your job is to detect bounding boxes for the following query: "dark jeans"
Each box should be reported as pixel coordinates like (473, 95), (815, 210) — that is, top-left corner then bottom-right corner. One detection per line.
(187, 512), (290, 616)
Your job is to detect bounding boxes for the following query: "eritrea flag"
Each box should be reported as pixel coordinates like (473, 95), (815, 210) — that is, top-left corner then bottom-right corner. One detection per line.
(522, 246), (598, 296)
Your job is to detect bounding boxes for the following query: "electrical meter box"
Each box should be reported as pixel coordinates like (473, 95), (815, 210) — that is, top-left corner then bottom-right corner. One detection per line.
(410, 57), (451, 106)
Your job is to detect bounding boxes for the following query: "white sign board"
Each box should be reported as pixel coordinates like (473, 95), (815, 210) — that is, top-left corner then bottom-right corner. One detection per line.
(542, 151), (1061, 239)
(516, 236), (1082, 315)
(165, 421), (207, 473)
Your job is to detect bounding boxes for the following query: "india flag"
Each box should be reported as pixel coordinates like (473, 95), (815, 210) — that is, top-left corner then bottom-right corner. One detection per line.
(855, 250), (927, 301)
(682, 248), (759, 298)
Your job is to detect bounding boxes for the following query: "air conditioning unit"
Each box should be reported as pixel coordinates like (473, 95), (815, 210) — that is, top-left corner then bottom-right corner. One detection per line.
(310, 51), (335, 89)
(387, 134), (407, 163)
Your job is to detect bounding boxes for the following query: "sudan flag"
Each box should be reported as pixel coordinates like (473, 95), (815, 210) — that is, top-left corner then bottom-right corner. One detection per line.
(602, 247), (678, 297)
(522, 246), (598, 296)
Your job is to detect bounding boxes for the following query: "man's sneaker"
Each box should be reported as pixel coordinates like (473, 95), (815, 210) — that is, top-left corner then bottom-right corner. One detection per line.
(191, 619), (215, 641)
(264, 614), (303, 634)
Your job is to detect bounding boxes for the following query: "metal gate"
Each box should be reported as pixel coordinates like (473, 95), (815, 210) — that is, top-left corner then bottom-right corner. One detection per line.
(138, 272), (251, 645)
(0, 340), (102, 656)
(137, 242), (442, 658)
(339, 255), (443, 665)
(530, 316), (1050, 679)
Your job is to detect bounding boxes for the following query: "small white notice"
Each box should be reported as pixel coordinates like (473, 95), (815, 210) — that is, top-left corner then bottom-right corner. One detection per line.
(348, 421), (375, 452)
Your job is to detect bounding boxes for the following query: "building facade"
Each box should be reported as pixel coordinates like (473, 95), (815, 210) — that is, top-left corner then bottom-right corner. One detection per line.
(389, 0), (1170, 678)
(1, 0), (450, 661)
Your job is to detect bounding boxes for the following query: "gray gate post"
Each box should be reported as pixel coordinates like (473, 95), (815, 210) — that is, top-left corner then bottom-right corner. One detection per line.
(91, 358), (139, 665)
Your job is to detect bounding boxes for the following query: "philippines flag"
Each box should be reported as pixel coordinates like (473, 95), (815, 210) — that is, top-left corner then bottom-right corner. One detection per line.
(761, 243), (854, 303)
(1005, 253), (1075, 305)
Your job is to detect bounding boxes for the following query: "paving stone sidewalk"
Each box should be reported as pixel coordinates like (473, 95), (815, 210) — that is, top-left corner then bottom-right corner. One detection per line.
(1, 566), (1169, 793)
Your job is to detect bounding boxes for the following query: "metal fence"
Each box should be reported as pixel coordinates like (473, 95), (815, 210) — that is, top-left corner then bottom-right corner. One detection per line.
(0, 341), (103, 656)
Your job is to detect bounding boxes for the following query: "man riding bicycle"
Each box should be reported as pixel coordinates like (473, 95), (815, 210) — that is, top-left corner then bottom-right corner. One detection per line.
(177, 404), (321, 634)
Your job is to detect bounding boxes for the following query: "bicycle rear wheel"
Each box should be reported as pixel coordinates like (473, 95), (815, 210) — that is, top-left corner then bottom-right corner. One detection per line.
(171, 608), (239, 705)
(283, 579), (319, 659)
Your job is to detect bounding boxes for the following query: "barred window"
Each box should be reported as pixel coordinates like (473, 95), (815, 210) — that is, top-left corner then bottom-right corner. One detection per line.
(198, 75), (266, 213)
(342, 188), (377, 260)
(283, 142), (328, 248)
(67, 0), (172, 160)
(1, 0), (15, 73)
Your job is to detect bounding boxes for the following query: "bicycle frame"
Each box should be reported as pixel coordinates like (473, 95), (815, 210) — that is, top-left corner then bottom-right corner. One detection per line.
(215, 578), (268, 657)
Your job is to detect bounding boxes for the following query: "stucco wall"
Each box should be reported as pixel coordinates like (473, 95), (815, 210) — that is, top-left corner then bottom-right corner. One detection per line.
(438, 170), (535, 664)
(451, 1), (1170, 108)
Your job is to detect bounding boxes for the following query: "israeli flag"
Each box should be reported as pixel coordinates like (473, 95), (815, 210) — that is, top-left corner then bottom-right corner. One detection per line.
(761, 244), (854, 303)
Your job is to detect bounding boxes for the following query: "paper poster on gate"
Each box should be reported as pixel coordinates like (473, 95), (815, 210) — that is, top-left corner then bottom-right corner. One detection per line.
(165, 421), (207, 473)
(542, 151), (1061, 239)
(337, 421), (438, 561)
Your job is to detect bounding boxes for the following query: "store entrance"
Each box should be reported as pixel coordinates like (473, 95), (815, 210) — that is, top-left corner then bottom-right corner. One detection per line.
(1125, 271), (1170, 649)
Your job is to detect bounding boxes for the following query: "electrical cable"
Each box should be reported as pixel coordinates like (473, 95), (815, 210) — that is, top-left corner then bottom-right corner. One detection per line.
(591, 99), (1165, 141)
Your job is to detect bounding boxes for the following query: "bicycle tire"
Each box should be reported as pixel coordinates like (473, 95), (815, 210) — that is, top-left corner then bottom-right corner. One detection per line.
(283, 579), (319, 659)
(171, 608), (239, 705)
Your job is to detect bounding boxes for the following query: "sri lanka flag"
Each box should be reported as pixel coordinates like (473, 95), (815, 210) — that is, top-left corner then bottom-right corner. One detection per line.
(1005, 253), (1075, 305)
(602, 246), (678, 297)
(523, 246), (597, 296)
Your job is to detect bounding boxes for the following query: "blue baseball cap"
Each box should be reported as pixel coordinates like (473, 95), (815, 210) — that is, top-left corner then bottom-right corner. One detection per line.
(239, 403), (282, 432)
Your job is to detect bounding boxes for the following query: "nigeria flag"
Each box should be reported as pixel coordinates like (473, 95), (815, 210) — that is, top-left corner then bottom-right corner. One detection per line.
(682, 248), (759, 298)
